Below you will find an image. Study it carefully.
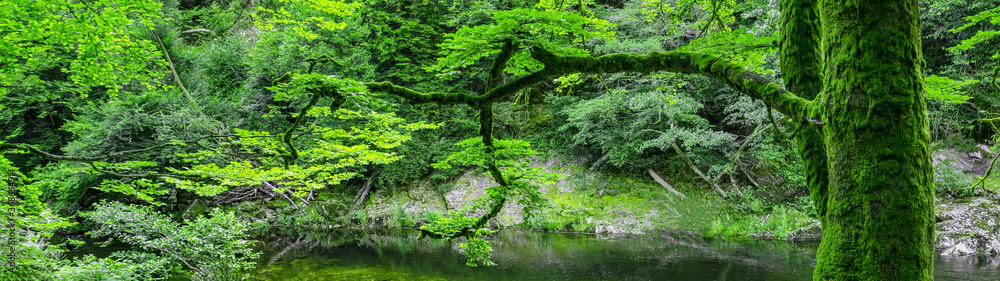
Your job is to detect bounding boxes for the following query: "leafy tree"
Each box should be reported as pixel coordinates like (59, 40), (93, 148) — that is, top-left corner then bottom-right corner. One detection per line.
(948, 2), (1000, 195)
(922, 0), (1000, 141)
(0, 0), (171, 174)
(0, 0), (167, 98)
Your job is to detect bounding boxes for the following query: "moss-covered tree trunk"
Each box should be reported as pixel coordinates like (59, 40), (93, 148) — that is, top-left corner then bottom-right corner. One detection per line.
(808, 0), (935, 279)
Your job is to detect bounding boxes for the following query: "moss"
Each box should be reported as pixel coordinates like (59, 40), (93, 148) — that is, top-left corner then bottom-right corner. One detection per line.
(363, 46), (811, 120)
(779, 0), (824, 100)
(778, 0), (830, 222)
(812, 0), (935, 279)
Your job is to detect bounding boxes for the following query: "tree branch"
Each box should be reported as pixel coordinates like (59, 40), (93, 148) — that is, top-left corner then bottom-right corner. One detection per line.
(364, 48), (811, 120)
(150, 29), (194, 102)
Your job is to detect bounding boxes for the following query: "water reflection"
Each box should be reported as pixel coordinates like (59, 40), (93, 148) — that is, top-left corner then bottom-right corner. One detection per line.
(64, 229), (999, 280)
(255, 229), (815, 281)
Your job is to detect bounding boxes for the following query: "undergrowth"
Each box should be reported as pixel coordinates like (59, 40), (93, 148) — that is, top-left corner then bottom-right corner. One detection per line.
(705, 187), (816, 240)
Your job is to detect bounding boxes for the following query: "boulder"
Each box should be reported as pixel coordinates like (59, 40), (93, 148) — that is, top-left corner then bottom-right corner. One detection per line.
(936, 197), (1000, 257)
(976, 144), (994, 159)
(785, 219), (822, 241)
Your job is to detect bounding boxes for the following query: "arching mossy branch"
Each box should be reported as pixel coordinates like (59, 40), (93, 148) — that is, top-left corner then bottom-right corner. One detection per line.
(365, 43), (814, 266)
(364, 47), (812, 121)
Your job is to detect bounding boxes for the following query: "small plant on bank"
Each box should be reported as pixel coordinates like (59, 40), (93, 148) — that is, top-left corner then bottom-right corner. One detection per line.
(422, 210), (441, 224)
(935, 158), (976, 198)
(706, 187), (815, 239)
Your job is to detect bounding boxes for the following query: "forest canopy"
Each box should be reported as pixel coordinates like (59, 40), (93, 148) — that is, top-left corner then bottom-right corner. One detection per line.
(2, 0), (999, 280)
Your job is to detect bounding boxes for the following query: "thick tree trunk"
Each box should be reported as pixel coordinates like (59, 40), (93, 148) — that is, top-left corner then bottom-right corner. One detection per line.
(813, 0), (935, 279)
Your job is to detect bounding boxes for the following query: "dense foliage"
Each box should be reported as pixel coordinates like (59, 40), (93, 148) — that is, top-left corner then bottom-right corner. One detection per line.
(1, 0), (997, 279)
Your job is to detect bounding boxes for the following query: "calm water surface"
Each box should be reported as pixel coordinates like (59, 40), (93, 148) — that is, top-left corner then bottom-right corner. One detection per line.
(248, 229), (999, 281)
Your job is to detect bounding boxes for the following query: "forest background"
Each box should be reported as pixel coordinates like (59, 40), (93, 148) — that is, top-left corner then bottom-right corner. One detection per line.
(1, 0), (999, 279)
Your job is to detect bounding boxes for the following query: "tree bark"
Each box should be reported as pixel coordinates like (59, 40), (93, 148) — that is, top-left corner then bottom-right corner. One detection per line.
(812, 0), (935, 279)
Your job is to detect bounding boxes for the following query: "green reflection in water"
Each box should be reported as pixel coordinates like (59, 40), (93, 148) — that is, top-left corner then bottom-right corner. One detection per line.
(251, 229), (818, 281)
(65, 229), (999, 280)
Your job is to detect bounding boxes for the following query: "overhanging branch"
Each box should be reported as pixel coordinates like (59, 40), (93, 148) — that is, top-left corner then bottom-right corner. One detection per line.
(364, 47), (811, 119)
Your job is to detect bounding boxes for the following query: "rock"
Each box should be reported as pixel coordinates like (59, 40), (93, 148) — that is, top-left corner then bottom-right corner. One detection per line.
(976, 144), (994, 158)
(936, 197), (1000, 257)
(969, 151), (983, 159)
(181, 199), (208, 221)
(785, 220), (822, 241)
(941, 243), (976, 256)
(933, 147), (994, 176)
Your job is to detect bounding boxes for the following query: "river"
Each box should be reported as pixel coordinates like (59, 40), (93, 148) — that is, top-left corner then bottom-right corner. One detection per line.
(248, 229), (999, 281)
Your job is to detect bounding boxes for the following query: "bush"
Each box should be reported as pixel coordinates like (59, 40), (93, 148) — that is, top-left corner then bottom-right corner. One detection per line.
(54, 252), (175, 281)
(82, 202), (260, 280)
(935, 158), (976, 198)
(389, 204), (415, 227)
(706, 187), (815, 239)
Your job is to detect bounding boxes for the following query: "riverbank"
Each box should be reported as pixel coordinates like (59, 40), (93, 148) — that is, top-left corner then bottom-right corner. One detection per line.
(211, 148), (999, 259)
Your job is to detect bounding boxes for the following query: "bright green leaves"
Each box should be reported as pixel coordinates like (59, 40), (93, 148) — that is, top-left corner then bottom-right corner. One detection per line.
(418, 212), (480, 240)
(432, 137), (561, 185)
(459, 228), (497, 267)
(423, 136), (561, 266)
(166, 161), (355, 197)
(254, 0), (359, 40)
(1, 155), (75, 279)
(641, 0), (736, 33)
(166, 108), (437, 198)
(433, 138), (536, 169)
(948, 6), (1000, 55)
(95, 179), (168, 206)
(269, 73), (371, 108)
(428, 8), (614, 74)
(0, 0), (167, 100)
(925, 75), (977, 103)
(677, 28), (776, 74)
(166, 69), (439, 199)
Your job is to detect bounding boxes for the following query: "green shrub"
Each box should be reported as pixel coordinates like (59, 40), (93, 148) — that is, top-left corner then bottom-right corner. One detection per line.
(54, 252), (175, 281)
(706, 206), (812, 239)
(707, 187), (815, 239)
(935, 158), (976, 198)
(388, 204), (415, 227)
(422, 210), (441, 223)
(351, 210), (368, 226)
(82, 201), (260, 280)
